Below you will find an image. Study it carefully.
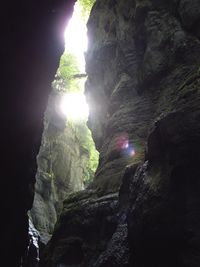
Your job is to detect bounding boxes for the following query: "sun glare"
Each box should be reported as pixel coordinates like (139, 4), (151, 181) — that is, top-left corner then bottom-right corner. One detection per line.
(64, 2), (87, 72)
(61, 2), (89, 121)
(60, 92), (89, 121)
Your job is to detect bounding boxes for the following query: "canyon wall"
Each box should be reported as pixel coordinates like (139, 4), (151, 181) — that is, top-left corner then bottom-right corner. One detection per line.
(42, 0), (200, 266)
(85, 0), (200, 194)
(30, 91), (91, 243)
(0, 1), (75, 266)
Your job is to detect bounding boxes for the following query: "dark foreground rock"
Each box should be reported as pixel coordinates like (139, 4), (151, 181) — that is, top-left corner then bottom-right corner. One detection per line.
(128, 111), (200, 267)
(0, 0), (75, 265)
(41, 191), (119, 267)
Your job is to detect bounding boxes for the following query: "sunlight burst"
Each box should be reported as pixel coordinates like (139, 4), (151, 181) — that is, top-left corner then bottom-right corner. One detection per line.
(60, 92), (89, 121)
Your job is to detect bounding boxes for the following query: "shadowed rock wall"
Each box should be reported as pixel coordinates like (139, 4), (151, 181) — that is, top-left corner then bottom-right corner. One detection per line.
(42, 0), (200, 266)
(30, 92), (89, 243)
(0, 1), (75, 265)
(86, 0), (200, 194)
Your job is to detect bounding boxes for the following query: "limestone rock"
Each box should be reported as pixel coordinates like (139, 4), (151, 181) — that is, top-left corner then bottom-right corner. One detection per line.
(30, 92), (89, 243)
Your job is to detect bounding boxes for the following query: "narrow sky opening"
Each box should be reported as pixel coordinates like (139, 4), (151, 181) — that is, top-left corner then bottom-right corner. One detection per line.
(61, 1), (89, 121)
(64, 2), (87, 73)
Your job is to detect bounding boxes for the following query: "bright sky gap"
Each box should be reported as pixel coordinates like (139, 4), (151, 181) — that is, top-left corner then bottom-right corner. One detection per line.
(60, 2), (89, 121)
(64, 2), (87, 73)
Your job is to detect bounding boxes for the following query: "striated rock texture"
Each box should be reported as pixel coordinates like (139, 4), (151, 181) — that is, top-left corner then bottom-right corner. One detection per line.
(30, 92), (89, 243)
(85, 0), (200, 194)
(0, 1), (75, 266)
(42, 0), (200, 266)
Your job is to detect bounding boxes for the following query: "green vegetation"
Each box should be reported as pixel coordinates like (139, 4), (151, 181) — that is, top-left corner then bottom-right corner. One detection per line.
(75, 123), (99, 184)
(52, 50), (99, 185)
(52, 53), (80, 92)
(50, 0), (98, 185)
(79, 0), (96, 18)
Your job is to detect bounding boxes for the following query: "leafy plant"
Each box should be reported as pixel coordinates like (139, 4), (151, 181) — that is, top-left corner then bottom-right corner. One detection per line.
(52, 52), (80, 92)
(79, 0), (96, 18)
(75, 123), (99, 169)
(52, 49), (99, 185)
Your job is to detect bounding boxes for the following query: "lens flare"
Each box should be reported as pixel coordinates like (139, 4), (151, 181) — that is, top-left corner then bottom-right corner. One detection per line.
(129, 148), (136, 157)
(114, 133), (136, 158)
(115, 134), (129, 150)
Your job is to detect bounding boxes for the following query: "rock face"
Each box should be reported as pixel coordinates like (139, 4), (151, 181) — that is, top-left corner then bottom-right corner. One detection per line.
(42, 0), (200, 266)
(85, 0), (200, 194)
(128, 112), (200, 266)
(23, 219), (40, 267)
(30, 92), (89, 243)
(41, 190), (119, 267)
(1, 1), (75, 266)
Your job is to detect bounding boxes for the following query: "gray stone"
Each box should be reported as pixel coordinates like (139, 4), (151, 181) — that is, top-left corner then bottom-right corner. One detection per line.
(30, 92), (90, 242)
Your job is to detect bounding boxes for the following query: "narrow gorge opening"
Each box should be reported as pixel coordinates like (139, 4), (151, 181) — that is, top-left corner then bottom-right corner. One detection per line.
(29, 0), (98, 246)
(4, 0), (200, 266)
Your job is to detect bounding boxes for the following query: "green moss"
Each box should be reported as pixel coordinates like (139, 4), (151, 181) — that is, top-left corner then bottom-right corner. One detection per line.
(79, 0), (96, 18)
